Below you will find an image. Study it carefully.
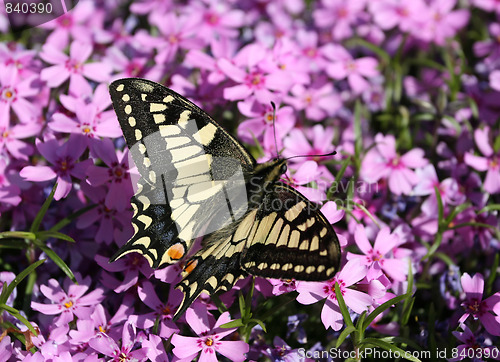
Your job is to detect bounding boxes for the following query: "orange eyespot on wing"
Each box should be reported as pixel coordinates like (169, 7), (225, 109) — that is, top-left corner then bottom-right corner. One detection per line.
(184, 259), (198, 274)
(167, 243), (185, 260)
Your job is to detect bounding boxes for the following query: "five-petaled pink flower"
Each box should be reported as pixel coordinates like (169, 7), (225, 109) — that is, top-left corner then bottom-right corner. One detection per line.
(361, 133), (428, 195)
(171, 304), (249, 361)
(459, 272), (500, 336)
(347, 225), (408, 282)
(31, 276), (104, 327)
(296, 260), (373, 331)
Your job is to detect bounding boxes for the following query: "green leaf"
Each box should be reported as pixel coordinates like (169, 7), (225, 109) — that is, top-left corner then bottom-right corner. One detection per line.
(0, 259), (45, 304)
(334, 282), (354, 328)
(336, 325), (356, 348)
(210, 294), (228, 314)
(345, 38), (391, 64)
(477, 203), (500, 214)
(434, 186), (444, 227)
(32, 240), (76, 283)
(361, 338), (422, 362)
(0, 303), (38, 335)
(220, 319), (245, 329)
(0, 231), (36, 240)
(247, 318), (267, 333)
(30, 183), (58, 233)
(444, 202), (470, 226)
(378, 336), (423, 352)
(0, 239), (30, 249)
(401, 262), (414, 326)
(36, 231), (75, 243)
(362, 293), (410, 331)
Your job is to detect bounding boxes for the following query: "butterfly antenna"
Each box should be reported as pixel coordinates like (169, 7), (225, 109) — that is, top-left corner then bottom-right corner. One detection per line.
(285, 150), (337, 162)
(270, 101), (279, 158)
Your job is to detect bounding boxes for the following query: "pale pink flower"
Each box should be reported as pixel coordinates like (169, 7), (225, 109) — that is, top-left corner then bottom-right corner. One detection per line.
(361, 133), (428, 195)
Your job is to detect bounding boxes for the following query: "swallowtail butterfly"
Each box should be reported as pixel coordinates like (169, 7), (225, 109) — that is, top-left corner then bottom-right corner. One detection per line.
(109, 78), (341, 319)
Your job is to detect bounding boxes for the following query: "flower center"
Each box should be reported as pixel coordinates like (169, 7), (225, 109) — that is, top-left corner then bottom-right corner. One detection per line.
(305, 47), (317, 58)
(162, 305), (171, 315)
(489, 156), (499, 170)
(64, 300), (73, 309)
(468, 300), (480, 314)
(2, 87), (16, 102)
(205, 337), (214, 346)
(168, 34), (179, 44)
(205, 12), (219, 25)
(65, 59), (81, 72)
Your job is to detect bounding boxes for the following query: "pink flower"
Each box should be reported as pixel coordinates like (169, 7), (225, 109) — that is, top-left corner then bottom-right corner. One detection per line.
(490, 70), (500, 92)
(324, 44), (380, 94)
(296, 260), (372, 331)
(472, 0), (500, 14)
(0, 70), (39, 124)
(450, 324), (500, 361)
(361, 133), (428, 195)
(171, 304), (249, 362)
(369, 0), (429, 34)
(285, 81), (341, 121)
(219, 44), (293, 102)
(419, 0), (470, 45)
(89, 321), (148, 362)
(0, 120), (40, 160)
(20, 135), (92, 200)
(31, 276), (104, 327)
(413, 164), (465, 215)
(40, 1), (95, 49)
(314, 0), (366, 40)
(40, 41), (111, 96)
(459, 273), (500, 336)
(133, 281), (181, 338)
(237, 98), (295, 152)
(50, 84), (121, 142)
(284, 160), (326, 202)
(347, 225), (408, 282)
(464, 127), (500, 194)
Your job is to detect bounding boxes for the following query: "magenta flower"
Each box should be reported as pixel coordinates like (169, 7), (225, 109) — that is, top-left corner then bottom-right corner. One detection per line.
(313, 0), (366, 40)
(40, 41), (111, 96)
(413, 164), (465, 215)
(283, 124), (336, 164)
(369, 0), (429, 34)
(218, 44), (293, 102)
(324, 44), (380, 94)
(171, 304), (249, 362)
(50, 83), (121, 141)
(187, 0), (245, 41)
(0, 70), (39, 124)
(0, 335), (13, 361)
(284, 160), (326, 202)
(459, 273), (500, 336)
(31, 276), (104, 327)
(474, 23), (500, 61)
(296, 260), (372, 331)
(269, 278), (300, 296)
(472, 0), (500, 14)
(139, 12), (203, 64)
(186, 38), (237, 85)
(20, 135), (92, 200)
(286, 82), (341, 121)
(419, 0), (470, 45)
(347, 225), (408, 282)
(0, 44), (37, 78)
(237, 98), (295, 151)
(69, 303), (130, 344)
(133, 281), (181, 338)
(0, 121), (40, 160)
(450, 324), (500, 361)
(40, 1), (95, 49)
(464, 127), (500, 194)
(490, 70), (500, 91)
(86, 139), (133, 212)
(361, 133), (428, 195)
(89, 321), (148, 362)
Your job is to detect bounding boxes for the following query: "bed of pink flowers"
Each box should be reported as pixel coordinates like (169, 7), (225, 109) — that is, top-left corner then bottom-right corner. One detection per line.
(1, 0), (500, 361)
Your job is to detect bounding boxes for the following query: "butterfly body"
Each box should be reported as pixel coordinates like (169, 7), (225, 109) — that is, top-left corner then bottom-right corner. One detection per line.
(108, 78), (340, 318)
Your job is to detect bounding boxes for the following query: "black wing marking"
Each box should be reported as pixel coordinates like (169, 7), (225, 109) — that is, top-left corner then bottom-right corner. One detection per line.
(109, 78), (256, 268)
(240, 182), (341, 280)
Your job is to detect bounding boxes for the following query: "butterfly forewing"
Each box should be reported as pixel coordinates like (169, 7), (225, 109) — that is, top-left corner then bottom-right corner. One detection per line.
(109, 79), (254, 268)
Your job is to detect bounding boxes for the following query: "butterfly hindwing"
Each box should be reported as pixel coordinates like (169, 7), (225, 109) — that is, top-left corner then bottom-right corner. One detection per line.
(109, 78), (255, 268)
(241, 182), (340, 280)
